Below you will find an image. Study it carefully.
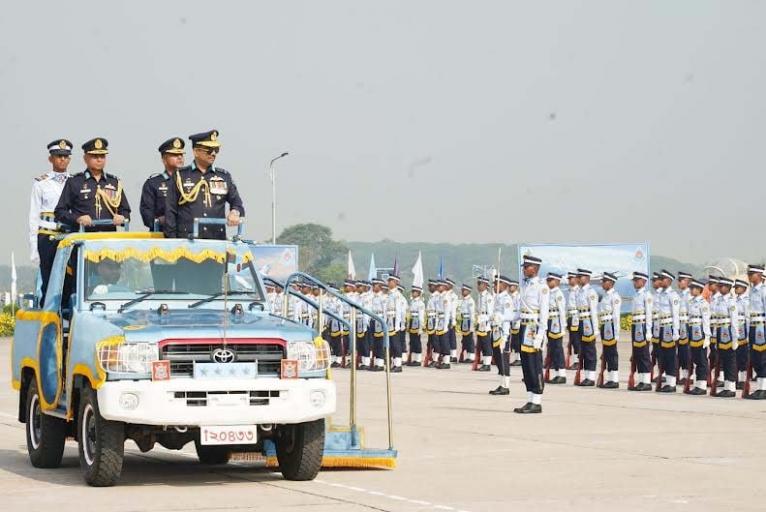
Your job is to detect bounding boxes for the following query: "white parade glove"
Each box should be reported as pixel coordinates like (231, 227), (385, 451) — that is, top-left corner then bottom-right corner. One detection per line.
(533, 333), (544, 349)
(703, 337), (710, 349)
(732, 339), (739, 351)
(672, 333), (680, 342)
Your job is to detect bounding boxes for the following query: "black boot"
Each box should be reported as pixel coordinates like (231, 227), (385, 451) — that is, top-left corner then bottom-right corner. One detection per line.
(489, 386), (510, 395)
(513, 402), (542, 414)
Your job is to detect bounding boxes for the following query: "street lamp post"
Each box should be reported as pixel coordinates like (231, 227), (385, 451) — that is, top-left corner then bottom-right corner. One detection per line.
(269, 152), (289, 244)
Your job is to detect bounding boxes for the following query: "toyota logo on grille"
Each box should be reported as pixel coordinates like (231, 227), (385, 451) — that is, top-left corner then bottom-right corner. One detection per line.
(211, 348), (236, 363)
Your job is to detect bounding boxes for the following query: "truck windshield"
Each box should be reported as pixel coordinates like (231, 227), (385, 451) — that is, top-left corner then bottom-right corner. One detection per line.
(83, 256), (262, 302)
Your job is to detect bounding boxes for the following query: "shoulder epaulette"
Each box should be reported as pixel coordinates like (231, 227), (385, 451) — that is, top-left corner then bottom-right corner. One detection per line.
(71, 171), (85, 178)
(34, 173), (49, 182)
(148, 172), (161, 179)
(215, 167), (230, 175)
(106, 172), (119, 180)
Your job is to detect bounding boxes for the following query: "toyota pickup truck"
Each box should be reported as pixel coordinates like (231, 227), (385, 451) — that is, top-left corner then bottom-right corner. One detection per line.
(11, 232), (335, 486)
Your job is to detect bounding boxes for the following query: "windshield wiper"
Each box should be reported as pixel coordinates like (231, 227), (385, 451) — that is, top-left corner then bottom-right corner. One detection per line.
(118, 290), (188, 313)
(188, 291), (254, 309)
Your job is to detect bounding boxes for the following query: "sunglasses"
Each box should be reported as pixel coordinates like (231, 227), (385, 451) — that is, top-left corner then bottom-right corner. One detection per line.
(196, 147), (219, 155)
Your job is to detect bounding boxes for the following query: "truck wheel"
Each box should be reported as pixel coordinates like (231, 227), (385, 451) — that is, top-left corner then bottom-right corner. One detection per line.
(275, 419), (325, 481)
(194, 440), (231, 465)
(25, 379), (66, 468)
(77, 386), (124, 487)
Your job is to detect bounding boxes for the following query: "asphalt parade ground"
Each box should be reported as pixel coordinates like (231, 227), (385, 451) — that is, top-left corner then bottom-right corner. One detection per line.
(1, 337), (765, 512)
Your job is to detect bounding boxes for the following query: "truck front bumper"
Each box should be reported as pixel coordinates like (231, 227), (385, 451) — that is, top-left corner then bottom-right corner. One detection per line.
(97, 377), (336, 426)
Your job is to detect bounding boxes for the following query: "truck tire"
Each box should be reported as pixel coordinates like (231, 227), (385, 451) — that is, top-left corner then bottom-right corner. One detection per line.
(25, 379), (66, 468)
(275, 419), (325, 481)
(77, 386), (125, 487)
(194, 440), (231, 465)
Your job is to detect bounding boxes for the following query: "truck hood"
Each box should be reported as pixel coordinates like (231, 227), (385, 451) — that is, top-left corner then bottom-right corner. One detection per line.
(98, 309), (314, 343)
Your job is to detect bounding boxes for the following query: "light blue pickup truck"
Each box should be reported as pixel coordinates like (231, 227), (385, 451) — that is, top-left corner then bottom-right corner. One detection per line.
(11, 232), (335, 486)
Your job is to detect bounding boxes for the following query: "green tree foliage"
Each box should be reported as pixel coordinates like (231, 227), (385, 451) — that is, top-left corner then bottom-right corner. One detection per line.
(276, 223), (347, 278)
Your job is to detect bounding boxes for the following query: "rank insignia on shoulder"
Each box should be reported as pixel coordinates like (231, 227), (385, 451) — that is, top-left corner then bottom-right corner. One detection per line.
(35, 173), (49, 181)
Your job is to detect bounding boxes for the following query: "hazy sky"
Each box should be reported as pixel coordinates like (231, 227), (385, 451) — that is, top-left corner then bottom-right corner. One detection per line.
(2, 1), (764, 266)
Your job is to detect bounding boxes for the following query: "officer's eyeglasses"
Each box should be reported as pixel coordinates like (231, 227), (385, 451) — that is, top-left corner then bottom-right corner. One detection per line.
(197, 147), (219, 155)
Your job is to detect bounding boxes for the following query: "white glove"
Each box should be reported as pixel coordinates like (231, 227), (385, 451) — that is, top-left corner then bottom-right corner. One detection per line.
(478, 314), (489, 325)
(703, 337), (710, 349)
(672, 332), (680, 342)
(533, 333), (544, 350)
(732, 340), (739, 351)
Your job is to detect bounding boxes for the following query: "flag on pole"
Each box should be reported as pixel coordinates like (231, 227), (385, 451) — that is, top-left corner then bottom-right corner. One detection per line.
(437, 256), (444, 280)
(411, 251), (424, 288)
(11, 251), (18, 305)
(347, 250), (356, 279)
(392, 255), (399, 278)
(367, 253), (377, 281)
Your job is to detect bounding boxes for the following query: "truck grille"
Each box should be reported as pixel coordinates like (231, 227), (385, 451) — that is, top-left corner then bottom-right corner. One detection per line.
(172, 390), (281, 407)
(160, 341), (285, 377)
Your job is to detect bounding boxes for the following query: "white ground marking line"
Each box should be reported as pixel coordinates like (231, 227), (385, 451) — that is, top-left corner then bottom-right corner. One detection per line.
(315, 479), (471, 511)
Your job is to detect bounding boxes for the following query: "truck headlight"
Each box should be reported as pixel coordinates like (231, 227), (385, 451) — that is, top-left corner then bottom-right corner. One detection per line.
(286, 338), (331, 373)
(98, 342), (158, 374)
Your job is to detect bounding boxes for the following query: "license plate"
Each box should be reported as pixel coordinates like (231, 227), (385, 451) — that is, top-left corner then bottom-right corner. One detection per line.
(200, 425), (258, 445)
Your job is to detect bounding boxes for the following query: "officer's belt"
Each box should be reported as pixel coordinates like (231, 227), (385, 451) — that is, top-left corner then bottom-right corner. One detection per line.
(632, 314), (646, 321)
(549, 308), (559, 313)
(599, 314), (613, 321)
(719, 319), (731, 326)
(659, 318), (673, 326)
(688, 319), (702, 325)
(520, 312), (539, 320)
(38, 212), (62, 234)
(567, 309), (578, 317)
(749, 313), (765, 320)
(679, 315), (689, 322)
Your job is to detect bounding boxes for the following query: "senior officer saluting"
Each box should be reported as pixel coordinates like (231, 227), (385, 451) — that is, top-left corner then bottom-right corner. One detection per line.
(164, 129), (244, 239)
(140, 137), (185, 231)
(54, 138), (130, 231)
(29, 139), (73, 301)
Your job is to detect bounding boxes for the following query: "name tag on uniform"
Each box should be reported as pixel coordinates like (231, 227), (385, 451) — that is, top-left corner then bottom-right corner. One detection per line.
(209, 176), (228, 195)
(80, 186), (91, 194)
(183, 179), (195, 189)
(158, 183), (168, 196)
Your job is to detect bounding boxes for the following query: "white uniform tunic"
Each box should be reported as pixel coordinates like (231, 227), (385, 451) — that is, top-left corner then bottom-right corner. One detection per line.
(28, 171), (69, 263)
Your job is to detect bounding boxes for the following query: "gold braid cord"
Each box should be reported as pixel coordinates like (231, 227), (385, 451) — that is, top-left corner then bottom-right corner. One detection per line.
(175, 171), (212, 207)
(95, 182), (124, 217)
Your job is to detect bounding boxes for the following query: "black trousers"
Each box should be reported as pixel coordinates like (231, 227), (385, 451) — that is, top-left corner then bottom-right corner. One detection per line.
(437, 333), (450, 355)
(460, 332), (475, 354)
(658, 327), (677, 377)
(677, 341), (690, 370)
(356, 330), (370, 359)
(718, 348), (737, 382)
(690, 345), (708, 382)
(511, 330), (521, 353)
(520, 325), (543, 393)
(581, 340), (597, 371)
(390, 331), (403, 358)
(632, 344), (652, 373)
(547, 336), (565, 370)
(448, 327), (457, 351)
(408, 332), (422, 354)
(477, 333), (492, 356)
(37, 234), (59, 303)
(567, 319), (581, 355)
(736, 343), (749, 372)
(371, 327), (386, 360)
(603, 343), (618, 371)
(493, 339), (510, 376)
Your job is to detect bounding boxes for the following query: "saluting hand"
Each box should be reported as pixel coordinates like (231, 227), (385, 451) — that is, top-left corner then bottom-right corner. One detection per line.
(227, 210), (241, 227)
(77, 215), (93, 227)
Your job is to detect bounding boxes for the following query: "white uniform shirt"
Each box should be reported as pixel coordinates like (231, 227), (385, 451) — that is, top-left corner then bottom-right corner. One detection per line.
(598, 288), (622, 342)
(476, 289), (495, 334)
(28, 170), (70, 263)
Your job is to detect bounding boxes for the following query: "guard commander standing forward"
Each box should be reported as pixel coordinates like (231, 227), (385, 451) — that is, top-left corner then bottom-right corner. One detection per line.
(54, 138), (131, 232)
(29, 139), (73, 301)
(164, 130), (244, 239)
(140, 137), (185, 230)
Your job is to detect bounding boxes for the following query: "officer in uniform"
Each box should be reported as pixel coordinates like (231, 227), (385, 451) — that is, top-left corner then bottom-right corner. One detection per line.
(597, 272), (622, 388)
(509, 279), (522, 367)
(164, 130), (244, 240)
(566, 271), (581, 370)
(686, 279), (711, 395)
(746, 264), (766, 399)
(458, 284), (476, 362)
(396, 284), (409, 363)
(575, 269), (600, 386)
(708, 276), (723, 385)
(513, 255), (549, 414)
(425, 279), (439, 365)
(370, 278), (388, 371)
(489, 275), (515, 395)
(733, 279), (750, 389)
(140, 137), (185, 231)
(475, 276), (494, 371)
(545, 272), (567, 384)
(356, 280), (373, 370)
(435, 280), (453, 369)
(712, 277), (738, 397)
(385, 275), (406, 372)
(676, 271), (693, 385)
(55, 138), (131, 232)
(656, 270), (681, 393)
(629, 272), (654, 391)
(29, 139), (72, 302)
(445, 278), (459, 362)
(406, 285), (425, 366)
(649, 272), (663, 377)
